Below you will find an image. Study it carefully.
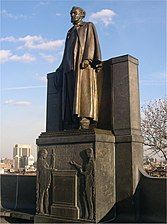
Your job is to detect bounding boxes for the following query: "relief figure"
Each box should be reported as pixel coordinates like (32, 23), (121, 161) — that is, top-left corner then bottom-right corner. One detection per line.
(36, 149), (54, 214)
(69, 148), (95, 220)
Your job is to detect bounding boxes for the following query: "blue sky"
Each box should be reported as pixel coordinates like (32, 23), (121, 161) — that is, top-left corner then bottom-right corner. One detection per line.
(1, 0), (166, 159)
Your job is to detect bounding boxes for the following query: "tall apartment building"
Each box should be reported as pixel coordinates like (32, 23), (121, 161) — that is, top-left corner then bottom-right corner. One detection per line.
(13, 144), (34, 170)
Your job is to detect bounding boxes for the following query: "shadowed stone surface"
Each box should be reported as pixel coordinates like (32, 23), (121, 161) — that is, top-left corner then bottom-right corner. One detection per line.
(111, 55), (143, 203)
(1, 175), (36, 214)
(1, 173), (166, 223)
(46, 72), (62, 131)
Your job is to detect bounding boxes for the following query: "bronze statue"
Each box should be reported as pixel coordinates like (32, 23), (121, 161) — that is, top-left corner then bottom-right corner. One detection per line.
(69, 148), (95, 220)
(55, 6), (102, 130)
(36, 149), (53, 214)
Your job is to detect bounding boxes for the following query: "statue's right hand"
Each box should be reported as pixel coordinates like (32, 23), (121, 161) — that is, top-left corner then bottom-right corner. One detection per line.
(69, 161), (76, 166)
(81, 60), (90, 69)
(69, 161), (74, 165)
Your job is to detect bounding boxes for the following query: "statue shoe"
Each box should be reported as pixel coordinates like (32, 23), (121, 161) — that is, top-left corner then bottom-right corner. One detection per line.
(79, 117), (90, 129)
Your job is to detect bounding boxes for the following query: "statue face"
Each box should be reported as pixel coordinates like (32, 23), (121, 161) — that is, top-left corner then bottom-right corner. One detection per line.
(42, 150), (48, 159)
(86, 148), (93, 158)
(70, 8), (83, 25)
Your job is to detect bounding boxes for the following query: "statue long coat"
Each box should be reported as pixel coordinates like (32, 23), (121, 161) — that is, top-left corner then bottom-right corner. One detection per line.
(55, 22), (101, 125)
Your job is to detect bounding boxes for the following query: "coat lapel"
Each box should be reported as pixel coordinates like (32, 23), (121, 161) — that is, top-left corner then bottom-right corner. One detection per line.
(75, 22), (87, 52)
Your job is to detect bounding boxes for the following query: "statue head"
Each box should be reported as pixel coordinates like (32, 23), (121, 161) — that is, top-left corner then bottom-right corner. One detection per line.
(85, 148), (94, 159)
(38, 149), (48, 159)
(70, 6), (86, 25)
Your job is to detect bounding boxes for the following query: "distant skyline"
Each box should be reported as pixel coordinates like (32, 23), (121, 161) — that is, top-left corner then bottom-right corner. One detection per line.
(1, 0), (166, 158)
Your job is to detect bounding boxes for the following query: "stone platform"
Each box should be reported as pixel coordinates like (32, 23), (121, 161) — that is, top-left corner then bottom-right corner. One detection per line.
(35, 55), (143, 223)
(36, 129), (115, 223)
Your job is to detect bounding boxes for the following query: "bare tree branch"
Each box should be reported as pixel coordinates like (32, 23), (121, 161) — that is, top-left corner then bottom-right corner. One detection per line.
(141, 98), (167, 161)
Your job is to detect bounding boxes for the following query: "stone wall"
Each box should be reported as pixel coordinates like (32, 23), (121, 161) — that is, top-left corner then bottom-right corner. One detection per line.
(1, 174), (36, 214)
(1, 172), (166, 222)
(138, 170), (166, 223)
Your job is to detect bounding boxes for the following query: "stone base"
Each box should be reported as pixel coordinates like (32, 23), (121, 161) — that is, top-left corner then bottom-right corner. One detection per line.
(51, 204), (79, 220)
(34, 214), (73, 223)
(36, 129), (115, 223)
(34, 214), (93, 223)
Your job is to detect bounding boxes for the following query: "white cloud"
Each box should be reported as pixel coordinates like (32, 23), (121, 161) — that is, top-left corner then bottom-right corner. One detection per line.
(10, 53), (36, 62)
(0, 50), (36, 63)
(4, 99), (31, 106)
(0, 50), (12, 62)
(34, 73), (47, 84)
(39, 0), (51, 5)
(2, 85), (46, 91)
(1, 9), (28, 20)
(1, 35), (65, 51)
(140, 71), (166, 86)
(140, 80), (165, 86)
(19, 35), (43, 43)
(19, 35), (64, 50)
(0, 35), (64, 63)
(40, 76), (47, 83)
(89, 9), (116, 26)
(40, 53), (56, 63)
(34, 73), (47, 85)
(0, 36), (16, 42)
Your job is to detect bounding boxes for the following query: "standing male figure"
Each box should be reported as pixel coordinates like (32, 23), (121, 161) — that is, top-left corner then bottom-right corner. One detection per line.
(56, 6), (101, 130)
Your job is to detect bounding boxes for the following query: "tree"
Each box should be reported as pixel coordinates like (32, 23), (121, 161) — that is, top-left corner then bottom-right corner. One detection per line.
(141, 98), (167, 161)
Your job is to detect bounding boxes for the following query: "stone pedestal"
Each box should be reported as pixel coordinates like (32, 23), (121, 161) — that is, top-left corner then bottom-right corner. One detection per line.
(46, 72), (62, 131)
(111, 55), (143, 202)
(38, 54), (143, 222)
(35, 129), (115, 223)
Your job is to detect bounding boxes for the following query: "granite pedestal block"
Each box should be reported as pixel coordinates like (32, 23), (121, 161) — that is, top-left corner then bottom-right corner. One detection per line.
(46, 72), (62, 131)
(111, 55), (143, 203)
(36, 129), (115, 223)
(37, 54), (143, 223)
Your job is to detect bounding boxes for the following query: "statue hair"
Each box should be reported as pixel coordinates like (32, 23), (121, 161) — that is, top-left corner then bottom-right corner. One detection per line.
(85, 147), (94, 159)
(38, 149), (47, 158)
(71, 6), (86, 18)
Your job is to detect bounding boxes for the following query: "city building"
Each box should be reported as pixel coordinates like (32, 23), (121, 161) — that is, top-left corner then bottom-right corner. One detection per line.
(0, 158), (13, 174)
(13, 144), (34, 171)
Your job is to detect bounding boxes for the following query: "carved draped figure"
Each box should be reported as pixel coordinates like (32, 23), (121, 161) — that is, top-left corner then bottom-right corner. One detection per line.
(56, 22), (101, 125)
